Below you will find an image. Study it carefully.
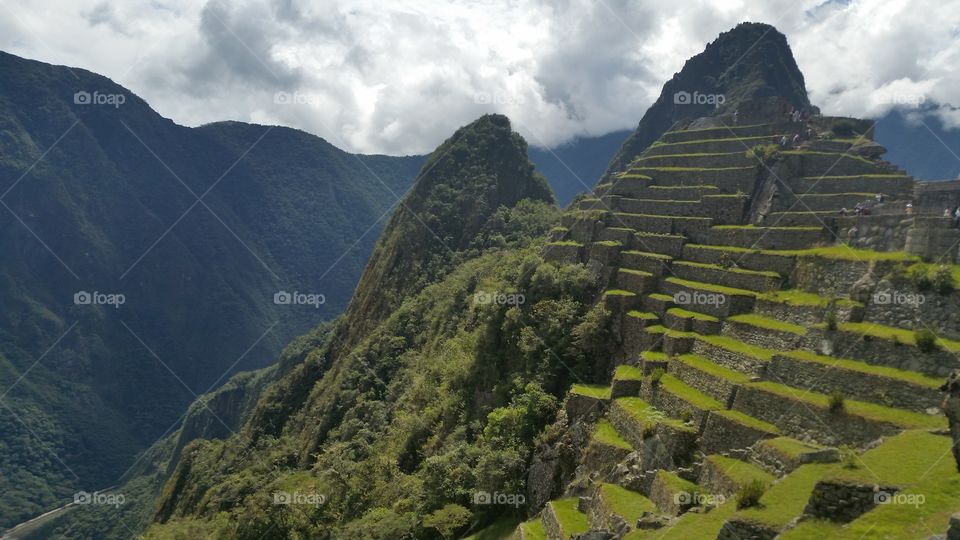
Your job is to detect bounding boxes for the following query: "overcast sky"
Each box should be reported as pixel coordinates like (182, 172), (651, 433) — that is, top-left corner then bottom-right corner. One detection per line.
(2, 0), (959, 155)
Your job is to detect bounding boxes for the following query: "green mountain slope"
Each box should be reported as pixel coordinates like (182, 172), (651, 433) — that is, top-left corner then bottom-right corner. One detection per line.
(0, 50), (424, 528)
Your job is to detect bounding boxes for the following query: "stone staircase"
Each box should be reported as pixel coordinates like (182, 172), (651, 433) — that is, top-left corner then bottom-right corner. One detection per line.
(527, 113), (960, 539)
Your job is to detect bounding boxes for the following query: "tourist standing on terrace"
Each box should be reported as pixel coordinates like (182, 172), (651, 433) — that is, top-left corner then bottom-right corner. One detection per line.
(941, 371), (960, 472)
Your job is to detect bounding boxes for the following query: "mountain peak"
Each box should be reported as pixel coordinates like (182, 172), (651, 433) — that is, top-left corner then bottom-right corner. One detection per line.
(342, 113), (554, 341)
(602, 22), (810, 180)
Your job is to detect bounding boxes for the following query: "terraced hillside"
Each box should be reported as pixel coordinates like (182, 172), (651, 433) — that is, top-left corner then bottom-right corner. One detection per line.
(530, 105), (960, 538)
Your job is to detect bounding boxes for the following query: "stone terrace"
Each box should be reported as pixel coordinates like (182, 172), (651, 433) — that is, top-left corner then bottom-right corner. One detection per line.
(527, 110), (960, 539)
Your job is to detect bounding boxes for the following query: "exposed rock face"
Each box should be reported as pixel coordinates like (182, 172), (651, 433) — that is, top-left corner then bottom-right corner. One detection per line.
(602, 22), (812, 181)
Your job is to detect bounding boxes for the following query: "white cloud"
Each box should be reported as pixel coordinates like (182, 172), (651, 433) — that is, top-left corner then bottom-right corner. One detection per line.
(2, 0), (959, 154)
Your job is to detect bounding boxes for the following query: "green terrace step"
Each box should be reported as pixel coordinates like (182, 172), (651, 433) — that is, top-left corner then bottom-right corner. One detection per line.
(623, 310), (661, 352)
(831, 322), (960, 377)
(633, 151), (757, 169)
(838, 321), (960, 354)
(660, 277), (757, 318)
(621, 250), (673, 275)
(650, 374), (724, 430)
(765, 210), (835, 227)
(701, 409), (781, 454)
(663, 307), (721, 334)
(642, 293), (676, 317)
(611, 364), (644, 398)
(670, 353), (750, 405)
(566, 384), (612, 419)
(543, 498), (590, 539)
(640, 350), (670, 374)
(681, 244), (797, 276)
(599, 183), (720, 201)
(609, 212), (712, 238)
(670, 260), (783, 292)
(616, 268), (658, 295)
(659, 122), (804, 144)
(581, 419), (634, 475)
(517, 519), (547, 540)
(597, 175), (654, 197)
(731, 379), (943, 446)
(777, 431), (960, 540)
(706, 225), (826, 250)
(755, 437), (833, 473)
(603, 289), (640, 312)
(643, 134), (783, 156)
(767, 350), (944, 412)
(608, 397), (697, 462)
(779, 192), (878, 212)
(790, 174), (913, 198)
(698, 454), (776, 498)
(648, 469), (702, 515)
(779, 150), (892, 176)
(688, 332), (775, 375)
(615, 197), (704, 216)
(621, 166), (756, 194)
(596, 229), (687, 258)
(723, 313), (807, 351)
(587, 483), (659, 533)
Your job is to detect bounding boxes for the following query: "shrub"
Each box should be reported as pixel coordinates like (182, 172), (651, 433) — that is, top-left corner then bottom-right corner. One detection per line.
(824, 306), (838, 331)
(909, 265), (933, 291)
(831, 119), (860, 137)
(736, 479), (767, 509)
(915, 328), (939, 353)
(679, 409), (693, 424)
(828, 389), (845, 413)
(746, 144), (781, 164)
(840, 445), (859, 469)
(933, 265), (955, 294)
(649, 367), (665, 385)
